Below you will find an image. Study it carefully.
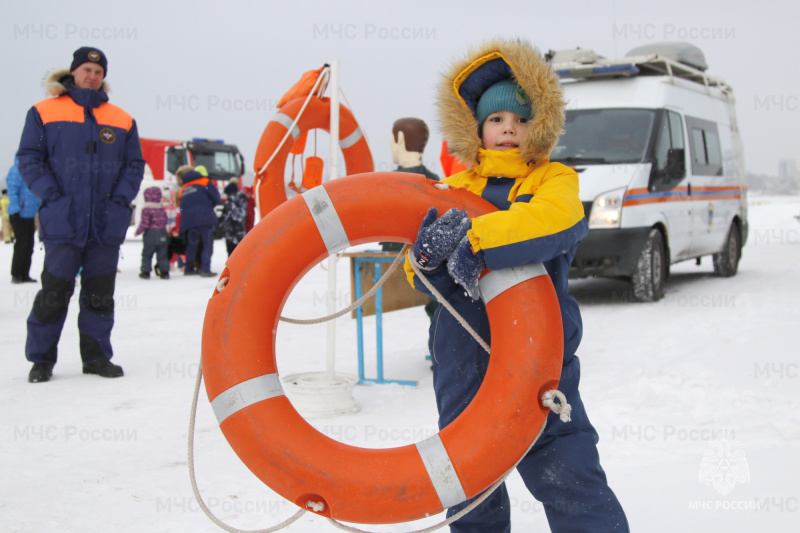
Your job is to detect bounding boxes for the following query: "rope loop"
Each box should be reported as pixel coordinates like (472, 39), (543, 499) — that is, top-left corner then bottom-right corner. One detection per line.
(541, 389), (572, 423)
(216, 277), (230, 293)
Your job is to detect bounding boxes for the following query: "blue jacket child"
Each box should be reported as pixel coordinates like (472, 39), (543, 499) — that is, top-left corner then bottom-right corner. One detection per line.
(6, 156), (42, 283)
(404, 39), (629, 532)
(6, 157), (41, 219)
(179, 169), (220, 276)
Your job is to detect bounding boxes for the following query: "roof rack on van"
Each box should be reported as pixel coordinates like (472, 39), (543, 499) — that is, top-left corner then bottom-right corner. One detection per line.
(547, 43), (732, 95)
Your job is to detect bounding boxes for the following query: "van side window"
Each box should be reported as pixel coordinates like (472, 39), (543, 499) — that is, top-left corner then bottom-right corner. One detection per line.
(685, 115), (723, 176)
(651, 110), (685, 186)
(668, 112), (684, 149)
(691, 129), (707, 165)
(654, 117), (671, 170)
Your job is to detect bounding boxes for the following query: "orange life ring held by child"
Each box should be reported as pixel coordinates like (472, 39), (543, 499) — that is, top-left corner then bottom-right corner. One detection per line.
(253, 96), (373, 217)
(201, 173), (563, 525)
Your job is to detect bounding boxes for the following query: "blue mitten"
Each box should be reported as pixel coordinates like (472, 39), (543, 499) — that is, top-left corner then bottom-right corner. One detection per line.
(412, 207), (470, 270)
(447, 235), (485, 301)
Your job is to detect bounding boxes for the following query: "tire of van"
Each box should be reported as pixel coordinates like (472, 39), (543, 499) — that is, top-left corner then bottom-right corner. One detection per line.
(632, 229), (667, 302)
(712, 223), (741, 277)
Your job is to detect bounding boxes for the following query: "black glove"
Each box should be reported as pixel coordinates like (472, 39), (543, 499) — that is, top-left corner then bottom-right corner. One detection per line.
(412, 207), (470, 270)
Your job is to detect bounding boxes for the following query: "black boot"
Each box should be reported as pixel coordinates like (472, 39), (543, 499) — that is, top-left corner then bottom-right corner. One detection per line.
(139, 272), (150, 279)
(83, 359), (124, 378)
(29, 363), (55, 383)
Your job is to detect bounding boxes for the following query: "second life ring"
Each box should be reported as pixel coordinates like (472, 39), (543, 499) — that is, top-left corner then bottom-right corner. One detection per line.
(253, 95), (374, 217)
(201, 173), (563, 525)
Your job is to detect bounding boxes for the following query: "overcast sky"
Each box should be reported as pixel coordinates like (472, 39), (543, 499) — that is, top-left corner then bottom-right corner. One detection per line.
(2, 0), (797, 185)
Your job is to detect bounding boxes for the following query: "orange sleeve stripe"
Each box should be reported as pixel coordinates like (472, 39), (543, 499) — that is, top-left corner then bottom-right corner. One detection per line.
(94, 104), (133, 131)
(34, 97), (85, 124)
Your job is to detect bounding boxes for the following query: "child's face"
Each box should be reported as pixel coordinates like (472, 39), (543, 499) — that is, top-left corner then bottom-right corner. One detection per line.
(481, 111), (529, 151)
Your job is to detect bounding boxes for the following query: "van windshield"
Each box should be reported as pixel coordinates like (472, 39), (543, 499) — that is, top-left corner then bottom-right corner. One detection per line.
(551, 108), (656, 165)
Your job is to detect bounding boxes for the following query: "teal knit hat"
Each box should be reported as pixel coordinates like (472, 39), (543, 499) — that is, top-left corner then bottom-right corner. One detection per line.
(476, 79), (532, 126)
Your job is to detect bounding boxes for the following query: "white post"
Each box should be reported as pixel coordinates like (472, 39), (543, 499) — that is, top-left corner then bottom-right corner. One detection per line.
(326, 59), (341, 381)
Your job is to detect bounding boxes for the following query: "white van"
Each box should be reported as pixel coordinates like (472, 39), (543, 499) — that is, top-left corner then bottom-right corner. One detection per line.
(549, 43), (748, 301)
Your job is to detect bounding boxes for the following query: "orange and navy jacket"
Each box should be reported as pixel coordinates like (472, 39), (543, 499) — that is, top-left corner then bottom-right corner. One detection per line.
(16, 71), (144, 246)
(178, 178), (220, 232)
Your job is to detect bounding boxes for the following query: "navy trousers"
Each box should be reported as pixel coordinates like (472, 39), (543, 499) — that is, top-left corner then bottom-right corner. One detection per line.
(183, 227), (213, 273)
(9, 213), (36, 279)
(26, 239), (120, 364)
(140, 228), (169, 274)
(436, 354), (629, 533)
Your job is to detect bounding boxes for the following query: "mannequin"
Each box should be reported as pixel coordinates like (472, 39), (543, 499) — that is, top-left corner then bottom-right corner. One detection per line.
(384, 119), (441, 328)
(389, 118), (440, 182)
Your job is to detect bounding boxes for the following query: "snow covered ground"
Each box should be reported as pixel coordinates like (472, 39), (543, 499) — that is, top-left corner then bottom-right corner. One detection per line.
(2, 195), (799, 533)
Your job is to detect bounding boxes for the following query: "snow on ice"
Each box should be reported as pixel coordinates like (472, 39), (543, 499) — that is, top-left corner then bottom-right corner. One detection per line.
(1, 196), (799, 532)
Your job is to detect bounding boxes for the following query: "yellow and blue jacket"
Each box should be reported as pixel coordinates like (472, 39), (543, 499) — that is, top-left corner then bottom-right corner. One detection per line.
(405, 147), (588, 362)
(405, 39), (587, 369)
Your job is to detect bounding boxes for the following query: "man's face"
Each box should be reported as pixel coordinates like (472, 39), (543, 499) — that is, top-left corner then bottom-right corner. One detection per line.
(71, 63), (104, 90)
(481, 111), (530, 151)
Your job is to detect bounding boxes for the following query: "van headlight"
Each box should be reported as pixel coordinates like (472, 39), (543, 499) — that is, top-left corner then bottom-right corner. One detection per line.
(589, 187), (626, 229)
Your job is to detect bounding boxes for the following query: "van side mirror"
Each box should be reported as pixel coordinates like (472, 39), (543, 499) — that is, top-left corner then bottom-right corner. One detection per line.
(665, 148), (685, 180)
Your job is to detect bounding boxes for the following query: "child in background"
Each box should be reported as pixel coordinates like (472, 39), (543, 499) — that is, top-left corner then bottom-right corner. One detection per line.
(405, 39), (628, 532)
(220, 180), (247, 256)
(1, 189), (12, 244)
(134, 186), (170, 279)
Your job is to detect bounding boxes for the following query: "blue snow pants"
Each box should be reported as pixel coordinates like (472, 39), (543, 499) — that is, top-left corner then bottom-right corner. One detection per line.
(140, 228), (169, 274)
(183, 227), (213, 273)
(434, 337), (629, 532)
(26, 239), (120, 364)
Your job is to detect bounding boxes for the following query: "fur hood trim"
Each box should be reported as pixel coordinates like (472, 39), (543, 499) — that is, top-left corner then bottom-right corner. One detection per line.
(438, 39), (564, 165)
(44, 68), (110, 97)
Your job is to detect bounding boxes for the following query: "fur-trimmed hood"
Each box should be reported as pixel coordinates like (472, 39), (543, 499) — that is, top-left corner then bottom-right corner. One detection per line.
(438, 39), (564, 165)
(44, 68), (110, 97)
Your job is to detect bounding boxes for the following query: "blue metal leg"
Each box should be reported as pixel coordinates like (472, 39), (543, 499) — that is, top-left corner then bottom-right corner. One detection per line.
(351, 255), (417, 387)
(354, 258), (366, 383)
(374, 262), (384, 382)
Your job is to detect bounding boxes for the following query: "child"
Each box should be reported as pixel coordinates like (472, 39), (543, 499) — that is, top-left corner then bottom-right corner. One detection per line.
(179, 169), (220, 276)
(220, 180), (247, 256)
(134, 186), (170, 279)
(405, 39), (629, 532)
(1, 189), (12, 244)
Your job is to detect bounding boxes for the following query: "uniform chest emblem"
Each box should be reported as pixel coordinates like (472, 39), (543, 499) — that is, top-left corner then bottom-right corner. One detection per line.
(99, 128), (116, 144)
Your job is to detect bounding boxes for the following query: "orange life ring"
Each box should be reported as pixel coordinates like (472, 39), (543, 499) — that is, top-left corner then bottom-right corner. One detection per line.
(201, 172), (563, 525)
(253, 96), (373, 217)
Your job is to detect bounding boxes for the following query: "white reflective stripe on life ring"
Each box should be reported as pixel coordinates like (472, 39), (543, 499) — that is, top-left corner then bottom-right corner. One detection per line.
(339, 126), (363, 150)
(479, 263), (548, 304)
(211, 373), (284, 424)
(302, 185), (350, 255)
(415, 434), (467, 509)
(272, 113), (301, 141)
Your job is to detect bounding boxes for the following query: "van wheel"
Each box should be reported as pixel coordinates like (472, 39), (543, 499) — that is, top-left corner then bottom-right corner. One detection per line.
(632, 229), (667, 302)
(713, 223), (741, 277)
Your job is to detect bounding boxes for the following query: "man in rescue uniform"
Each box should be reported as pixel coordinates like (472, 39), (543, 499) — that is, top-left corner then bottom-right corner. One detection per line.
(17, 46), (144, 383)
(405, 39), (629, 532)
